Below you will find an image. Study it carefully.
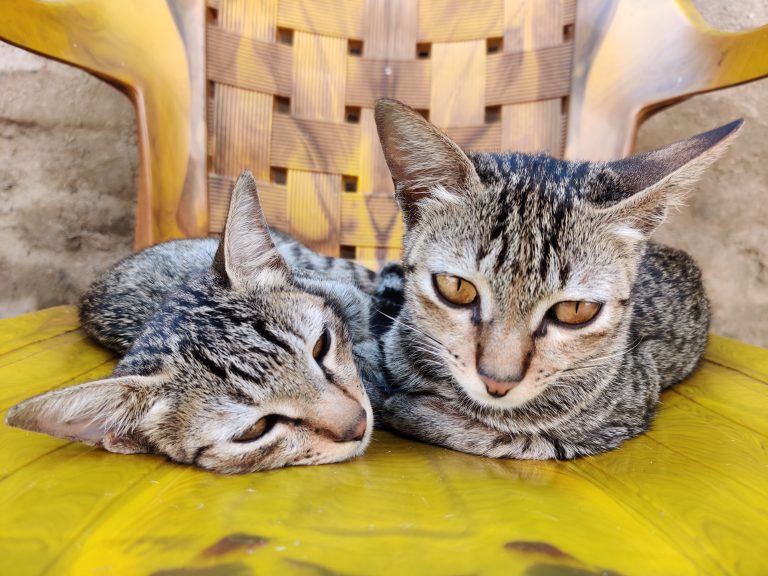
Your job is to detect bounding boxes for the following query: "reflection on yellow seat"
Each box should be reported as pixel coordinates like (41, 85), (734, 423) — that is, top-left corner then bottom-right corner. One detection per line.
(1, 306), (766, 575)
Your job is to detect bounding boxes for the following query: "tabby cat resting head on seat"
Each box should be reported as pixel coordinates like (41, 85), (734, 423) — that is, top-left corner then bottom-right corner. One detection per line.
(6, 173), (380, 473)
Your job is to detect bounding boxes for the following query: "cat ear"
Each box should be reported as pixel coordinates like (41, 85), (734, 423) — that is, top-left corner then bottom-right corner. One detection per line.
(375, 99), (479, 226)
(596, 119), (743, 236)
(214, 170), (290, 290)
(5, 375), (165, 454)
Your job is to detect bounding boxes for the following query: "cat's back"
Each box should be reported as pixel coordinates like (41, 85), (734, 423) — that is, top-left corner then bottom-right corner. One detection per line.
(272, 230), (377, 294)
(631, 241), (710, 388)
(80, 238), (219, 353)
(80, 229), (378, 354)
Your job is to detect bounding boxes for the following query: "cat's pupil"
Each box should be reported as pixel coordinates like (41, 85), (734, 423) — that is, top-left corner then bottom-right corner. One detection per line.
(551, 301), (601, 326)
(434, 274), (477, 306)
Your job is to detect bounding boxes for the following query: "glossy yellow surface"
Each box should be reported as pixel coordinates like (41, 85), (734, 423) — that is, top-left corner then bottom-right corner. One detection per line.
(567, 0), (768, 160)
(1, 307), (767, 575)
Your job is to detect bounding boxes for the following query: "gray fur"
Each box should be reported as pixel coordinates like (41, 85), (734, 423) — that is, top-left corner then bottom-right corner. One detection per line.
(373, 99), (737, 459)
(80, 231), (376, 354)
(7, 172), (382, 473)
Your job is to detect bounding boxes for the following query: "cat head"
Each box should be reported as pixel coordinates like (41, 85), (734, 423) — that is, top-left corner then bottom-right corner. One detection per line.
(375, 99), (739, 410)
(6, 172), (373, 473)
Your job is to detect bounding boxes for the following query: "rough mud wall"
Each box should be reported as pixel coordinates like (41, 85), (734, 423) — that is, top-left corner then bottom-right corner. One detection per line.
(0, 43), (137, 317)
(637, 1), (768, 347)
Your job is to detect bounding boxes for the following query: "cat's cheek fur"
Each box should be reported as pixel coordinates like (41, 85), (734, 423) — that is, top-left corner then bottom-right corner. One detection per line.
(176, 414), (372, 474)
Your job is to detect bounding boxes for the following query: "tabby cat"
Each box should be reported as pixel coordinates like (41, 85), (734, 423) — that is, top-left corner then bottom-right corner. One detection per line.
(11, 101), (739, 466)
(372, 99), (739, 459)
(6, 172), (383, 473)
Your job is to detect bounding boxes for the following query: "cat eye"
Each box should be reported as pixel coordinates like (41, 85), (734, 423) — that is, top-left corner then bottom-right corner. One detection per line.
(312, 328), (331, 363)
(232, 414), (280, 443)
(549, 301), (602, 326)
(433, 274), (477, 306)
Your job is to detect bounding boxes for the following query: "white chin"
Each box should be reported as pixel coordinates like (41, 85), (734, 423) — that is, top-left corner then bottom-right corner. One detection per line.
(462, 381), (540, 410)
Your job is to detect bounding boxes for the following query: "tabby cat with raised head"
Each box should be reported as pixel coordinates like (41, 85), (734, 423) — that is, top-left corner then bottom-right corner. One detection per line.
(6, 172), (382, 473)
(373, 99), (739, 459)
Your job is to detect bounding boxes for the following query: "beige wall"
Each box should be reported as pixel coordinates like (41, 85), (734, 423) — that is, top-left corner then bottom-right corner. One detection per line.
(0, 1), (766, 346)
(637, 0), (768, 347)
(0, 43), (137, 317)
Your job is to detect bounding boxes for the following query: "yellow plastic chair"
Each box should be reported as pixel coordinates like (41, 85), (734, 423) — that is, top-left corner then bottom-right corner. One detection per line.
(1, 1), (767, 573)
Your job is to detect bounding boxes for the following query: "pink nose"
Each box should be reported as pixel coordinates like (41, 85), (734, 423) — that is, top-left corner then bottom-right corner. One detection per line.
(350, 411), (368, 441)
(337, 409), (368, 442)
(479, 374), (520, 398)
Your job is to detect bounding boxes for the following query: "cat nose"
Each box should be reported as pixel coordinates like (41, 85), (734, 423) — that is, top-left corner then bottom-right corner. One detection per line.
(478, 369), (523, 398)
(477, 347), (531, 398)
(336, 408), (368, 443)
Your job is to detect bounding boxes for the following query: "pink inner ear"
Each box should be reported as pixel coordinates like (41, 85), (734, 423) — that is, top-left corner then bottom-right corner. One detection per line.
(7, 375), (162, 453)
(35, 413), (148, 454)
(44, 416), (108, 446)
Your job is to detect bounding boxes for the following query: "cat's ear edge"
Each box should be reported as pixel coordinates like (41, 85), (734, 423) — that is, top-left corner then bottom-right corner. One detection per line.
(598, 119), (743, 235)
(5, 374), (165, 455)
(374, 99), (479, 226)
(214, 170), (290, 290)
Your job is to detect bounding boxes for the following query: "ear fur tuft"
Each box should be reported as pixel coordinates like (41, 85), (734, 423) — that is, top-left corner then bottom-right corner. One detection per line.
(5, 375), (164, 454)
(374, 99), (479, 227)
(596, 119), (743, 235)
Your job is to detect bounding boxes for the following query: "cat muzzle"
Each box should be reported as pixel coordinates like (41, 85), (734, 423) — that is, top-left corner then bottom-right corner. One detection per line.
(478, 373), (522, 398)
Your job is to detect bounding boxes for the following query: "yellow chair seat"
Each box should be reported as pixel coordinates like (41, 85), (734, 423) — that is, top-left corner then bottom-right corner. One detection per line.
(1, 306), (767, 575)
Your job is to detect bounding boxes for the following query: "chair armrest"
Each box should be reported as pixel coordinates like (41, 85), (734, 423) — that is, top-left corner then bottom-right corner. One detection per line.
(566, 0), (768, 161)
(0, 0), (208, 247)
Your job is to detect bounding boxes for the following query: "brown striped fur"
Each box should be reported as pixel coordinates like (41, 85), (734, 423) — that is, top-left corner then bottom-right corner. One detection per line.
(373, 99), (739, 459)
(7, 173), (382, 473)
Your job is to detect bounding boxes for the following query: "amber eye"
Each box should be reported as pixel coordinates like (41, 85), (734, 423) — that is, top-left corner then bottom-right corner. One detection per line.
(232, 415), (279, 443)
(434, 274), (478, 306)
(550, 301), (602, 326)
(312, 328), (330, 363)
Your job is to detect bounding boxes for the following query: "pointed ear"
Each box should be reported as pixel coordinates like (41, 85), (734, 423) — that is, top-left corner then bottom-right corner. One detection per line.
(374, 99), (479, 226)
(5, 375), (164, 454)
(213, 170), (290, 291)
(596, 119), (743, 235)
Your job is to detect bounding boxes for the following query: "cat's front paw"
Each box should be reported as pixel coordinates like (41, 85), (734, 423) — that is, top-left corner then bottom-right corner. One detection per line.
(381, 393), (502, 457)
(381, 393), (449, 438)
(382, 393), (588, 460)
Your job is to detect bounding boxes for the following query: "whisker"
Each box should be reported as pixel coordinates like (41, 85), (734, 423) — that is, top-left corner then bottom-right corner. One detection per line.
(581, 338), (644, 365)
(374, 308), (446, 349)
(539, 361), (616, 387)
(554, 339), (644, 379)
(377, 318), (458, 371)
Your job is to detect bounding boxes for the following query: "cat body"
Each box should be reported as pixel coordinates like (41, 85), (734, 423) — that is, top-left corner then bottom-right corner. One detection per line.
(80, 230), (377, 354)
(377, 240), (707, 459)
(372, 100), (737, 459)
(7, 172), (381, 473)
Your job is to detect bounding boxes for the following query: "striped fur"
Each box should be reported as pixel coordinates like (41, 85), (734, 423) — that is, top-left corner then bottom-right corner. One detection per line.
(7, 172), (383, 473)
(373, 99), (739, 459)
(79, 232), (376, 354)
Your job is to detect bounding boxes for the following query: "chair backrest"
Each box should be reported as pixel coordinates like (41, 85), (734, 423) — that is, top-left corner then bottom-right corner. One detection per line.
(2, 0), (767, 269)
(205, 0), (576, 268)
